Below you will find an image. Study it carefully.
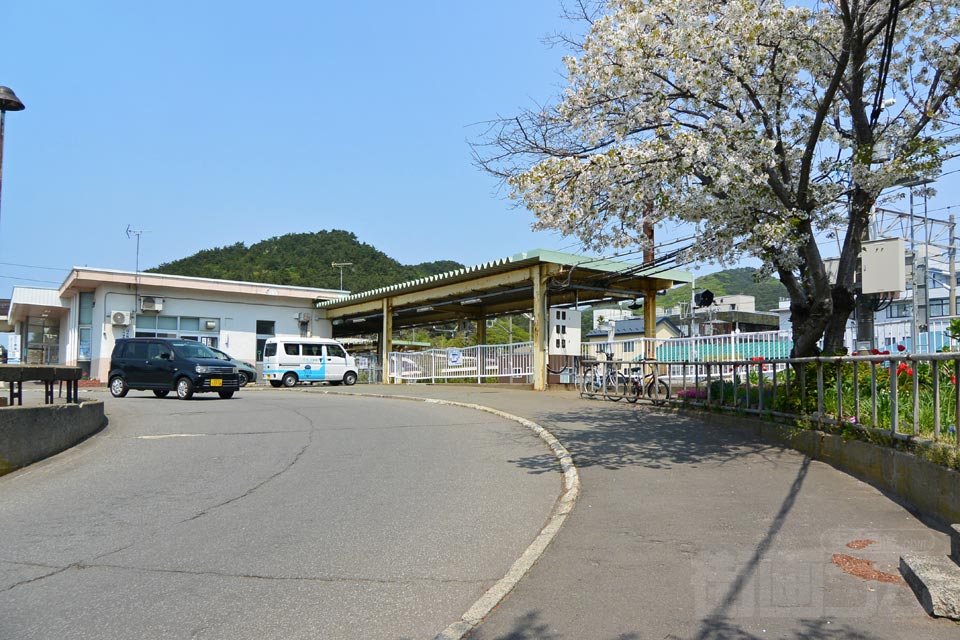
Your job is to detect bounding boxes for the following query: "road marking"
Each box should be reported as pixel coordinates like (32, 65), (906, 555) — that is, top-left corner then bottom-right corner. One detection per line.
(137, 434), (205, 439)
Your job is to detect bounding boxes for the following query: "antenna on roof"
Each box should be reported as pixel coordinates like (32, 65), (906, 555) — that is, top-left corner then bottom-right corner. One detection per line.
(126, 225), (145, 312)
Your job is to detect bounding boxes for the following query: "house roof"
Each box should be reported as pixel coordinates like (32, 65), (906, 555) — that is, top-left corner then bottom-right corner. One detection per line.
(58, 267), (345, 300)
(585, 316), (682, 338)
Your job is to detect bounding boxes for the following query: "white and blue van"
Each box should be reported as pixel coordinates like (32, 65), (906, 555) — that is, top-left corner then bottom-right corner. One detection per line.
(262, 337), (358, 387)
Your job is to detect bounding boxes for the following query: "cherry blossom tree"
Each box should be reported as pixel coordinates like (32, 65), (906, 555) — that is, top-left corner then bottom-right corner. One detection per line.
(475, 0), (959, 356)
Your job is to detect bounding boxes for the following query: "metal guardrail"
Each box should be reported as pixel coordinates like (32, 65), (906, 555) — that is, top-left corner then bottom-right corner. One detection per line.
(579, 353), (960, 448)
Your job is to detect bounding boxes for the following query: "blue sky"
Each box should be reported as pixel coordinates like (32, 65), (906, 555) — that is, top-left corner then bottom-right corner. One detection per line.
(1, 1), (957, 301)
(0, 1), (581, 297)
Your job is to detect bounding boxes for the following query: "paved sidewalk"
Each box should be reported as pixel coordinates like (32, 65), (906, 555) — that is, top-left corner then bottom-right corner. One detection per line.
(332, 384), (957, 640)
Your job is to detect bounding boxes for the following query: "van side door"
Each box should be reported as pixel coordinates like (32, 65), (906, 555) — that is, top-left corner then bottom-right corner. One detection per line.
(300, 342), (324, 381)
(144, 341), (176, 387)
(122, 341), (151, 387)
(323, 343), (348, 382)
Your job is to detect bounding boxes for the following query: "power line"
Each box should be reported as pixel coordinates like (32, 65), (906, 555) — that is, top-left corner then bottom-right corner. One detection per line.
(0, 274), (60, 284)
(0, 261), (71, 271)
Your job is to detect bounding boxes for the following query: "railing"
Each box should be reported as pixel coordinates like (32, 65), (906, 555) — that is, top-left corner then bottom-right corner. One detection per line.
(872, 316), (960, 353)
(583, 331), (794, 380)
(578, 353), (960, 448)
(388, 343), (534, 383)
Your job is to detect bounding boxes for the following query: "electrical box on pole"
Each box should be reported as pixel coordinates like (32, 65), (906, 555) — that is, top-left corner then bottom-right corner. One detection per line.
(861, 238), (906, 295)
(548, 307), (581, 356)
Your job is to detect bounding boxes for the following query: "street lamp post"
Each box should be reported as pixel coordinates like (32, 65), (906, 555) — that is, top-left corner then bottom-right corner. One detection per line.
(0, 86), (26, 245)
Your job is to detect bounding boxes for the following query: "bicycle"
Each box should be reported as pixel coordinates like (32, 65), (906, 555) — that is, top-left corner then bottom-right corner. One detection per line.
(579, 359), (602, 398)
(580, 354), (623, 400)
(620, 361), (671, 405)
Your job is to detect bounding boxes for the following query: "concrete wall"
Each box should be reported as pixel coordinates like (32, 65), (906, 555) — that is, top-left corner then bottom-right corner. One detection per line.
(684, 408), (960, 525)
(0, 401), (105, 475)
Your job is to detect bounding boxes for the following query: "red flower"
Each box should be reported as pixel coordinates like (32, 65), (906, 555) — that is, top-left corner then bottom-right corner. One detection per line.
(907, 368), (914, 376)
(871, 349), (880, 355)
(952, 375), (956, 385)
(882, 350), (890, 355)
(897, 344), (906, 352)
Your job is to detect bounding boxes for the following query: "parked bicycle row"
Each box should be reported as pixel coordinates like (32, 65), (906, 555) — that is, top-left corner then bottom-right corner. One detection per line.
(579, 355), (670, 405)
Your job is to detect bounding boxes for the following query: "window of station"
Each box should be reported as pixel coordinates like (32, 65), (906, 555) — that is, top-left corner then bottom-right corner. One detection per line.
(135, 315), (220, 346)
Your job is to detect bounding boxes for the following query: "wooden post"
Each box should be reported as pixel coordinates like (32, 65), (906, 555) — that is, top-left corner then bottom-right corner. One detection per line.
(381, 298), (393, 384)
(643, 200), (657, 358)
(532, 264), (547, 391)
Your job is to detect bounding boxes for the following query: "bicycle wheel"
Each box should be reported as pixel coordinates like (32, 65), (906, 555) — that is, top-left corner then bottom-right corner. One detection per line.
(581, 368), (601, 398)
(603, 373), (622, 401)
(645, 378), (671, 406)
(624, 379), (641, 404)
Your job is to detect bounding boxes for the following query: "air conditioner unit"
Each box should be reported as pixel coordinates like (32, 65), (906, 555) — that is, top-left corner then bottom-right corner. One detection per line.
(298, 312), (311, 323)
(140, 296), (164, 312)
(111, 311), (131, 326)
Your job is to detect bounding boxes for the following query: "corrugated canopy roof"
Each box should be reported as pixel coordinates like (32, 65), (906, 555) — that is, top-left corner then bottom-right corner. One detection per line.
(318, 248), (692, 337)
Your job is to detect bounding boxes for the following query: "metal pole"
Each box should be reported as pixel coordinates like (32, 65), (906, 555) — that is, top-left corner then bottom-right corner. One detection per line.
(950, 215), (956, 317)
(910, 189), (917, 352)
(0, 110), (6, 241)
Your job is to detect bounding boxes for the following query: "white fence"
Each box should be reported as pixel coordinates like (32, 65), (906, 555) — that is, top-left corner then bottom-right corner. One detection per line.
(581, 331), (794, 380)
(872, 316), (960, 353)
(388, 343), (534, 383)
(582, 330), (794, 361)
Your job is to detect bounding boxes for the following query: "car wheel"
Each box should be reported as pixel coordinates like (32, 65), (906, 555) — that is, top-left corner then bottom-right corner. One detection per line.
(176, 377), (195, 400)
(238, 372), (248, 387)
(343, 371), (357, 386)
(269, 380), (283, 388)
(282, 372), (298, 388)
(218, 390), (234, 399)
(109, 376), (128, 398)
(153, 390), (170, 398)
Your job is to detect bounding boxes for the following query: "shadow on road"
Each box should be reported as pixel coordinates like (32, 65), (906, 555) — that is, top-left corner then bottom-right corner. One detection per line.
(509, 404), (786, 473)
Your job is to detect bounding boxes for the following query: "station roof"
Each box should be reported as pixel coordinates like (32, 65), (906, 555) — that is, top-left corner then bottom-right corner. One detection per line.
(318, 249), (692, 337)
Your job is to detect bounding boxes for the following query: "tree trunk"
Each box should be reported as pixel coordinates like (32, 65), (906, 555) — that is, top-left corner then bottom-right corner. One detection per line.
(822, 284), (856, 354)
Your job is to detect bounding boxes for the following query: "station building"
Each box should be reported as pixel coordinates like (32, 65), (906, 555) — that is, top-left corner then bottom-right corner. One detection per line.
(4, 267), (343, 380)
(3, 250), (691, 390)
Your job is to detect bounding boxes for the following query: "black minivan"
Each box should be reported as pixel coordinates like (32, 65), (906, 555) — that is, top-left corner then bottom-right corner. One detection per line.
(109, 338), (241, 400)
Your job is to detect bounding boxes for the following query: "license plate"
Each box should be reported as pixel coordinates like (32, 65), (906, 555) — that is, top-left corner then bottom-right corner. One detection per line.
(210, 378), (222, 387)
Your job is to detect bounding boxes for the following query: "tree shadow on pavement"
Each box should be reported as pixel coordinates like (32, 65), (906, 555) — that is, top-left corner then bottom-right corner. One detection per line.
(691, 617), (883, 639)
(468, 610), (639, 640)
(509, 404), (787, 473)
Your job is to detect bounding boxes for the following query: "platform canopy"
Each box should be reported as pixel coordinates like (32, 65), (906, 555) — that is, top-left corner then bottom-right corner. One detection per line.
(316, 249), (692, 337)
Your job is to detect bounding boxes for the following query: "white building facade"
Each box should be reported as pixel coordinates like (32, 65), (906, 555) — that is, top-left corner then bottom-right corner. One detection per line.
(6, 268), (344, 381)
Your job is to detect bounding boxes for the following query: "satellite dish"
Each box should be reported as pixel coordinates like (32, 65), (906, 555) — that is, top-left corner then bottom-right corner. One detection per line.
(627, 299), (642, 310)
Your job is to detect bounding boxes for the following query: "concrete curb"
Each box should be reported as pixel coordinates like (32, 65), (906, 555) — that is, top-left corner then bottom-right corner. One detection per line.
(312, 389), (580, 640)
(0, 400), (106, 475)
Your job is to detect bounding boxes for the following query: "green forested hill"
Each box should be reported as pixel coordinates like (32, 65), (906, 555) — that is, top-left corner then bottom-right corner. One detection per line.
(148, 230), (464, 293)
(657, 267), (787, 312)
